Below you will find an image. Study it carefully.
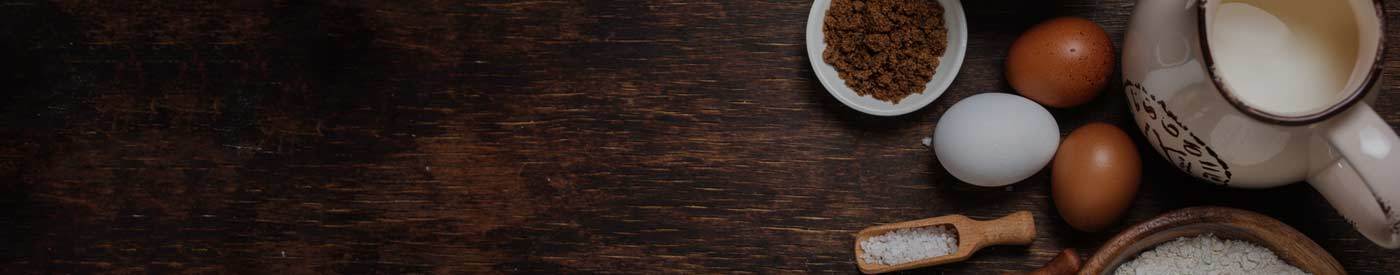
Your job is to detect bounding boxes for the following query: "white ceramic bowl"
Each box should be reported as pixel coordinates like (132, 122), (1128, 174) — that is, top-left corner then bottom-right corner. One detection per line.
(805, 0), (968, 116)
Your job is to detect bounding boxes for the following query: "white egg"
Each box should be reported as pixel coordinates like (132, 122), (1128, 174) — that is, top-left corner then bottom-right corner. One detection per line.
(934, 93), (1059, 187)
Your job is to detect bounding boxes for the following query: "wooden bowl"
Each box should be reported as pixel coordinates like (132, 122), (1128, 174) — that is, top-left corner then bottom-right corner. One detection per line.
(1080, 207), (1344, 274)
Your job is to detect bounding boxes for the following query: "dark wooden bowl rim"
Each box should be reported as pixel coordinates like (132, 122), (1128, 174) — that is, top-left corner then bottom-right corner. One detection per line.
(1079, 206), (1345, 275)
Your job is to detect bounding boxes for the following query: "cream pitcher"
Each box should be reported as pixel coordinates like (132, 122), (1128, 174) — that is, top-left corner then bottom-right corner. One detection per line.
(1124, 0), (1400, 248)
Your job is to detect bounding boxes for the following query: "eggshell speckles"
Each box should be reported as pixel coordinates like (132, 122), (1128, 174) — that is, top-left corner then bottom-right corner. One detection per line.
(1006, 17), (1115, 108)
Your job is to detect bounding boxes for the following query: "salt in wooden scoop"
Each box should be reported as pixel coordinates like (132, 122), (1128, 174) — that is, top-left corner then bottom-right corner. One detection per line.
(854, 211), (1036, 274)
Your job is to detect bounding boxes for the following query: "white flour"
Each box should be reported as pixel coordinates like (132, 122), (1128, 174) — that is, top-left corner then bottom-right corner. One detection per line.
(1114, 234), (1308, 275)
(859, 225), (958, 266)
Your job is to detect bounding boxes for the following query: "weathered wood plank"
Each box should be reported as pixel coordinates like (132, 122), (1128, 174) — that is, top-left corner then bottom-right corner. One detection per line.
(0, 0), (1396, 273)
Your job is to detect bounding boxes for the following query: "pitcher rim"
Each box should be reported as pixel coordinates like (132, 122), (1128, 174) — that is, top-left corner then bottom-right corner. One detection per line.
(1196, 0), (1387, 125)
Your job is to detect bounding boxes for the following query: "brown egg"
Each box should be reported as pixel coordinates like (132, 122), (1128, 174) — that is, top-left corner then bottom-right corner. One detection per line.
(1052, 123), (1140, 232)
(1006, 17), (1115, 108)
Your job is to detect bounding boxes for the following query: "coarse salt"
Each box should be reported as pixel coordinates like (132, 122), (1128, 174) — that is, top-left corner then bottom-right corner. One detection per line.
(859, 225), (958, 266)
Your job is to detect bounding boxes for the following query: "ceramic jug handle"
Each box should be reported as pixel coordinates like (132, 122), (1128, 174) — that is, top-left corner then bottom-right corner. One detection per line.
(1310, 102), (1400, 248)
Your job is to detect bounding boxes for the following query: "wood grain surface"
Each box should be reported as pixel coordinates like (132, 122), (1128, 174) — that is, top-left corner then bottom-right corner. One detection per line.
(0, 0), (1397, 273)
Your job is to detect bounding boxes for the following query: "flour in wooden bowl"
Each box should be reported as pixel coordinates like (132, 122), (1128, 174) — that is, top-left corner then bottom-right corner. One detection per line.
(1114, 234), (1307, 275)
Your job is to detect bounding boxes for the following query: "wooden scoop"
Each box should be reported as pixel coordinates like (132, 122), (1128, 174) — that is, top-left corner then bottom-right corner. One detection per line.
(854, 211), (1036, 274)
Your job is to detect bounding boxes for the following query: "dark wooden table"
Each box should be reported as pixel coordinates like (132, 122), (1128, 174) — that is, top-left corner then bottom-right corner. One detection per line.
(1, 0), (1398, 273)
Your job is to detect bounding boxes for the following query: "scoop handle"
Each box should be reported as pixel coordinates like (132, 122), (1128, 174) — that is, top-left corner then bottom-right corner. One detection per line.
(977, 211), (1036, 247)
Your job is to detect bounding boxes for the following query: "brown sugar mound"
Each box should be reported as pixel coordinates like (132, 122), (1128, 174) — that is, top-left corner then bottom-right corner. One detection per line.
(823, 0), (947, 104)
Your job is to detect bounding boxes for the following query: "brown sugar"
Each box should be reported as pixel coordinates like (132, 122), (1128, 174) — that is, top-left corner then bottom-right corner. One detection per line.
(823, 0), (947, 104)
